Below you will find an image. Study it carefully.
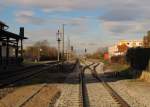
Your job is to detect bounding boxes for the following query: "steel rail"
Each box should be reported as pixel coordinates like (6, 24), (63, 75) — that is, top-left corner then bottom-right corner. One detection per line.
(16, 84), (47, 107)
(80, 62), (95, 107)
(0, 62), (59, 89)
(0, 61), (58, 76)
(87, 62), (130, 107)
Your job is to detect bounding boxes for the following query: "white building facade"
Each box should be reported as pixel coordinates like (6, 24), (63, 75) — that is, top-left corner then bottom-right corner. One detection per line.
(108, 40), (143, 58)
(118, 40), (143, 48)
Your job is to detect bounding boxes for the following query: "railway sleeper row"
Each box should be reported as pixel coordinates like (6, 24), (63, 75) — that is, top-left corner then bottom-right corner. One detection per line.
(88, 62), (130, 107)
(0, 62), (59, 100)
(80, 61), (129, 107)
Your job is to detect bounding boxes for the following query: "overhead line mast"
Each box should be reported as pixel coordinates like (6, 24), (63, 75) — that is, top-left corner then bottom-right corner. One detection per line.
(62, 24), (65, 60)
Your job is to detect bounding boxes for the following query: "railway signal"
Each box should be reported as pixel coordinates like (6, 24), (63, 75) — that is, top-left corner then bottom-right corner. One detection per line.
(62, 24), (65, 60)
(56, 29), (62, 61)
(85, 48), (87, 53)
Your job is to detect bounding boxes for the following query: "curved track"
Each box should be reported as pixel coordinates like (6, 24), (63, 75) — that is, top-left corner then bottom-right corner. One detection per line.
(81, 61), (130, 107)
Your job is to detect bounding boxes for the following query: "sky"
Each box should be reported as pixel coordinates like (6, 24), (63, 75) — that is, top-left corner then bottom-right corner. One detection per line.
(0, 0), (150, 53)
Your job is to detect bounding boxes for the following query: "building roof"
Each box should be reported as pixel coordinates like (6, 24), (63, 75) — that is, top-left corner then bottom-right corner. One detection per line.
(119, 40), (143, 43)
(0, 21), (9, 28)
(0, 30), (27, 39)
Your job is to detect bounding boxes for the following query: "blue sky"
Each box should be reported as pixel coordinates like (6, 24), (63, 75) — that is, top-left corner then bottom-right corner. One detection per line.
(0, 0), (150, 53)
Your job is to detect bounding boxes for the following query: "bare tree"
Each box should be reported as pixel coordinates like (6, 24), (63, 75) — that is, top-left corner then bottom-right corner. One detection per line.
(24, 40), (57, 61)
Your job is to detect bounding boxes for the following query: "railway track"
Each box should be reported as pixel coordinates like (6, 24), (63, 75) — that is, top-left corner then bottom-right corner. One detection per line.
(80, 64), (87, 107)
(0, 61), (58, 79)
(0, 62), (59, 88)
(87, 62), (130, 107)
(54, 60), (130, 107)
(14, 84), (47, 107)
(0, 61), (59, 99)
(54, 60), (82, 107)
(0, 61), (78, 107)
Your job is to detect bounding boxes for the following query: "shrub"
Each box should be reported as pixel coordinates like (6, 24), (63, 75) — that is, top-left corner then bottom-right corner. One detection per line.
(110, 55), (126, 64)
(126, 47), (150, 70)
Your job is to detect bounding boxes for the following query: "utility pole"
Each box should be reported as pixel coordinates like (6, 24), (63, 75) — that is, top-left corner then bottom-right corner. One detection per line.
(20, 27), (24, 63)
(67, 36), (70, 61)
(62, 24), (65, 60)
(56, 29), (61, 62)
(84, 48), (87, 61)
(85, 48), (87, 54)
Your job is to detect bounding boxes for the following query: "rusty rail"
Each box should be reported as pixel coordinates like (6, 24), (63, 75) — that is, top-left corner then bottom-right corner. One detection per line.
(0, 62), (59, 88)
(86, 62), (130, 107)
(80, 62), (94, 107)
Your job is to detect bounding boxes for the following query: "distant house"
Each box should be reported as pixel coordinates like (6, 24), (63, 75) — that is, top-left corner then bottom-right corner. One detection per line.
(108, 40), (143, 58)
(108, 45), (120, 58)
(118, 40), (143, 48)
(0, 21), (27, 65)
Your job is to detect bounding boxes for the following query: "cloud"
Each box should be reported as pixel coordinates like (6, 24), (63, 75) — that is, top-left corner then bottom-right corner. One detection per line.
(3, 0), (150, 52)
(3, 0), (102, 11)
(4, 0), (150, 21)
(88, 43), (97, 46)
(15, 10), (46, 25)
(0, 3), (5, 11)
(8, 1), (137, 16)
(15, 10), (89, 27)
(102, 20), (150, 35)
(99, 1), (150, 22)
(42, 7), (72, 13)
(48, 17), (88, 26)
(2, 0), (150, 18)
(24, 28), (57, 47)
(100, 8), (142, 22)
(16, 10), (34, 16)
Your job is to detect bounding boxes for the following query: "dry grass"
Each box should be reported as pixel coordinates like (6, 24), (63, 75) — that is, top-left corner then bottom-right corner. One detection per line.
(140, 71), (150, 82)
(23, 85), (60, 107)
(105, 63), (129, 72)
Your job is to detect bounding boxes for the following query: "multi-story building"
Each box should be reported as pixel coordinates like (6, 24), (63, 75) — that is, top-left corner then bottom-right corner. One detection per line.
(108, 40), (143, 58)
(118, 40), (143, 48)
(108, 45), (120, 58)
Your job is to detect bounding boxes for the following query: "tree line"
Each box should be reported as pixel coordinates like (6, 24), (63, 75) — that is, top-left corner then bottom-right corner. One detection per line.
(126, 47), (150, 70)
(24, 40), (57, 61)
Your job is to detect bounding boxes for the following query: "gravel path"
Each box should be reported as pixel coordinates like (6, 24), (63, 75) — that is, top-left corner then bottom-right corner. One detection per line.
(22, 85), (60, 107)
(108, 81), (145, 107)
(127, 80), (150, 107)
(55, 83), (80, 107)
(54, 63), (81, 107)
(0, 84), (46, 107)
(0, 63), (66, 107)
(95, 62), (145, 107)
(84, 68), (120, 107)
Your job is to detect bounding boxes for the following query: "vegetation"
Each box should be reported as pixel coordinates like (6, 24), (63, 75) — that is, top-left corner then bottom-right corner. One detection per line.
(105, 63), (129, 72)
(143, 31), (150, 48)
(86, 47), (108, 60)
(110, 55), (126, 64)
(126, 47), (150, 70)
(117, 44), (128, 53)
(24, 40), (57, 62)
(103, 62), (132, 78)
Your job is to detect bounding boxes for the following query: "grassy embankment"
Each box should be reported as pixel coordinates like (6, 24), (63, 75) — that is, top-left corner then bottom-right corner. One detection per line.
(104, 62), (132, 78)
